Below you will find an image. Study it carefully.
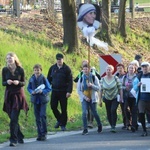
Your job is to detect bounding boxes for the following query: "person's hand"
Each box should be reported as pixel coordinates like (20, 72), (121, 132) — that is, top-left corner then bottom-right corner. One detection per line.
(32, 91), (36, 95)
(13, 80), (19, 85)
(86, 97), (91, 102)
(138, 82), (142, 87)
(7, 79), (13, 85)
(66, 92), (71, 98)
(119, 98), (124, 103)
(38, 89), (43, 94)
(87, 82), (92, 88)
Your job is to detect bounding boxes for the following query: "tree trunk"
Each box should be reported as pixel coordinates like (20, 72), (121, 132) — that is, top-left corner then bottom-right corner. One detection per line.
(61, 0), (78, 53)
(47, 0), (55, 21)
(129, 0), (135, 19)
(101, 0), (112, 45)
(118, 0), (126, 37)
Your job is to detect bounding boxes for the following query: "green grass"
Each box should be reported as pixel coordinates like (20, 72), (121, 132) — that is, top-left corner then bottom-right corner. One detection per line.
(127, 0), (150, 4)
(0, 26), (117, 143)
(0, 13), (149, 143)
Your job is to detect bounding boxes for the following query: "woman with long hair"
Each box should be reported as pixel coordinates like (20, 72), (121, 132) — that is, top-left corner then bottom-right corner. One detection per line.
(2, 52), (29, 147)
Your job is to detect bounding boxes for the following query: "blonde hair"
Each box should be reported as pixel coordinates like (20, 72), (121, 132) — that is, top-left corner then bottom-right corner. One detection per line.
(106, 65), (114, 72)
(130, 60), (139, 68)
(6, 52), (21, 67)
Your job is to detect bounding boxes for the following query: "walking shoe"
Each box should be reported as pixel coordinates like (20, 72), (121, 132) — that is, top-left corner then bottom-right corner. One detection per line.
(61, 126), (66, 131)
(41, 135), (47, 141)
(36, 137), (42, 141)
(110, 127), (116, 133)
(54, 121), (60, 128)
(36, 136), (47, 141)
(18, 139), (24, 144)
(97, 125), (102, 133)
(82, 129), (88, 135)
(141, 131), (148, 137)
(131, 126), (136, 132)
(9, 143), (17, 147)
(88, 122), (93, 129)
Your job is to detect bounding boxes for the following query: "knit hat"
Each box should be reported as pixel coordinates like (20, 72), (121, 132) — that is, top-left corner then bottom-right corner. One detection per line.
(77, 3), (96, 22)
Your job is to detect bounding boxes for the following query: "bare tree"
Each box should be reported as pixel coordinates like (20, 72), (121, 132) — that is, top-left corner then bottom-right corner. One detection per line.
(47, 0), (55, 21)
(61, 0), (78, 53)
(118, 0), (127, 37)
(101, 0), (112, 45)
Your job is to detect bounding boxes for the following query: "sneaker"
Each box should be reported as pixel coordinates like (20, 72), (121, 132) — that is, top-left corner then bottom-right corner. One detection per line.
(82, 129), (88, 135)
(9, 143), (17, 147)
(97, 125), (102, 133)
(41, 136), (47, 141)
(141, 131), (148, 137)
(36, 137), (42, 141)
(18, 139), (24, 144)
(36, 136), (46, 141)
(61, 126), (66, 131)
(88, 122), (93, 129)
(131, 126), (136, 132)
(110, 127), (116, 133)
(54, 122), (60, 128)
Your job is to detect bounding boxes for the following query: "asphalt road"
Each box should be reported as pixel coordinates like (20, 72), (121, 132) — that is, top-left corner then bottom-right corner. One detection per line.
(0, 125), (150, 150)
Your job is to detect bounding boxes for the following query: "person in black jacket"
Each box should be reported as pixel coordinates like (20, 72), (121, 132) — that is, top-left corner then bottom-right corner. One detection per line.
(47, 53), (73, 131)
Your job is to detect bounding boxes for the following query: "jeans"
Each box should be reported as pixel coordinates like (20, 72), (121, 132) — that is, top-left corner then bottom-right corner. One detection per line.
(51, 91), (68, 126)
(104, 98), (119, 127)
(9, 110), (24, 143)
(81, 100), (101, 129)
(34, 103), (47, 137)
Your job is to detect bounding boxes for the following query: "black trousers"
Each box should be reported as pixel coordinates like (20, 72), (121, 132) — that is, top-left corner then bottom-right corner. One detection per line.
(104, 98), (119, 127)
(9, 109), (24, 143)
(50, 91), (68, 126)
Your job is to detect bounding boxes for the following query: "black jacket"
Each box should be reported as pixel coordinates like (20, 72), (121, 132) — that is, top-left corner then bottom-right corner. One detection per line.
(47, 63), (73, 93)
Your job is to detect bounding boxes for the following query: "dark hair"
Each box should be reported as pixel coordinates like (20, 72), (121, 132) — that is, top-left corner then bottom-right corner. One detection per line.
(116, 63), (125, 69)
(33, 64), (42, 71)
(135, 54), (142, 61)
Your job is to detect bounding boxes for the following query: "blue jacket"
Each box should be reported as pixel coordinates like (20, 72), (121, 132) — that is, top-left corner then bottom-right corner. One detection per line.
(27, 74), (51, 104)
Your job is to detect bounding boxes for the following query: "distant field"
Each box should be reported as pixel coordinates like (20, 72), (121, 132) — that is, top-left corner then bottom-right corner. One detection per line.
(127, 0), (150, 4)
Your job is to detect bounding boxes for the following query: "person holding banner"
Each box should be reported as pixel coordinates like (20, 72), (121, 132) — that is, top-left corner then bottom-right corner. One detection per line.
(133, 62), (150, 136)
(77, 3), (108, 50)
(27, 64), (51, 141)
(77, 64), (102, 135)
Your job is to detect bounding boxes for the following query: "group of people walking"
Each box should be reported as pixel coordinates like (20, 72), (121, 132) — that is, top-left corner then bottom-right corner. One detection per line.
(2, 52), (150, 147)
(2, 52), (73, 146)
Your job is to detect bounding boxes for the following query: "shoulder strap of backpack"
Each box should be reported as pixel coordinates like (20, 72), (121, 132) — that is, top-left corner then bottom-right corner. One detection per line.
(80, 75), (95, 83)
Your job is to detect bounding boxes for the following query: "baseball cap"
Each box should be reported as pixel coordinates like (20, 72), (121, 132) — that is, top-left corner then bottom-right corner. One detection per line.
(141, 62), (150, 66)
(56, 53), (64, 60)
